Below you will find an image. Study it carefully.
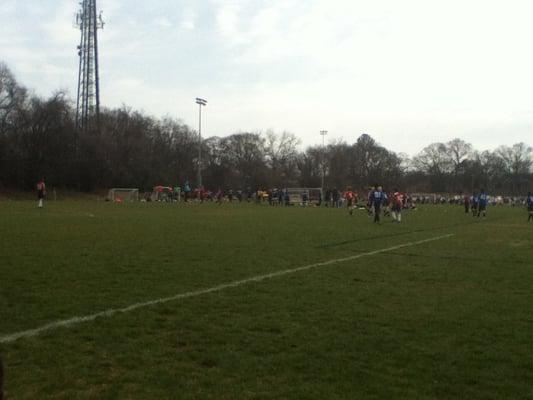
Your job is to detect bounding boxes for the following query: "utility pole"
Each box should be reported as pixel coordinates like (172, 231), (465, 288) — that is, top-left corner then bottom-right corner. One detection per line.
(76, 0), (104, 131)
(320, 130), (328, 193)
(195, 98), (207, 188)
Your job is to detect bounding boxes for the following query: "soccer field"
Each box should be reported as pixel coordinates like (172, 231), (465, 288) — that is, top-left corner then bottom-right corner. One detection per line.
(1, 201), (532, 399)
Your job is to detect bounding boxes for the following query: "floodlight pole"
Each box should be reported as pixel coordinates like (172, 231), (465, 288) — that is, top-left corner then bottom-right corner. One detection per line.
(320, 130), (328, 193)
(195, 98), (207, 188)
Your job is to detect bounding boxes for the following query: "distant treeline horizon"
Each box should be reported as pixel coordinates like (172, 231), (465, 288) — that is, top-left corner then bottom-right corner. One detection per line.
(1, 62), (532, 195)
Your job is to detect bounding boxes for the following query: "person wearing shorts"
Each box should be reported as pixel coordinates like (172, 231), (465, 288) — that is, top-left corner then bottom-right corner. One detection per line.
(344, 187), (355, 215)
(391, 189), (403, 223)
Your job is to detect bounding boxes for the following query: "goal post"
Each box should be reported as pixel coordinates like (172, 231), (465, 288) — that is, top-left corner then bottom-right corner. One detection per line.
(107, 188), (139, 202)
(285, 188), (322, 205)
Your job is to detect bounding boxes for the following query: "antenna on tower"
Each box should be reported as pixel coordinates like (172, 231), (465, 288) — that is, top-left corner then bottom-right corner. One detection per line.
(75, 0), (104, 132)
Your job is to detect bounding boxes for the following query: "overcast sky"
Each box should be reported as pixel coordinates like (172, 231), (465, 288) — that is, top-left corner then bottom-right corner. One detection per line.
(1, 0), (532, 155)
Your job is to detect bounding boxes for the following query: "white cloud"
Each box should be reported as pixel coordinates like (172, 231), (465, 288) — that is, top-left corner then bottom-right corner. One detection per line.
(214, 2), (248, 46)
(1, 0), (532, 154)
(155, 16), (173, 28)
(180, 8), (196, 30)
(116, 78), (143, 89)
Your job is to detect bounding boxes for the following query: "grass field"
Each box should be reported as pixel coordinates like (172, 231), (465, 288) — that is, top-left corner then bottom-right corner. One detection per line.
(1, 200), (532, 399)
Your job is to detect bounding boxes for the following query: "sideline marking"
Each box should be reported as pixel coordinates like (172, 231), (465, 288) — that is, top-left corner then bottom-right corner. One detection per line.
(0, 234), (453, 344)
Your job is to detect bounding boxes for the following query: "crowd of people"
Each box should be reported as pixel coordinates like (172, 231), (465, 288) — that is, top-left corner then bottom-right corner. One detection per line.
(34, 177), (533, 223)
(339, 185), (415, 224)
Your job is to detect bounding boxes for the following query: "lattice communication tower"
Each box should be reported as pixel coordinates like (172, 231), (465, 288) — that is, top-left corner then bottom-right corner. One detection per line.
(76, 0), (104, 131)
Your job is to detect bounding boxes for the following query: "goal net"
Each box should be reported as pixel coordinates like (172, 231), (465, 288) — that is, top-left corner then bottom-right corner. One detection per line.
(107, 188), (139, 202)
(285, 188), (322, 205)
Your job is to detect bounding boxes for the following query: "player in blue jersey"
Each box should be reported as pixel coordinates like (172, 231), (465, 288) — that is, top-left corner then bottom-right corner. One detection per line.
(527, 192), (533, 222)
(477, 189), (488, 218)
(372, 185), (386, 223)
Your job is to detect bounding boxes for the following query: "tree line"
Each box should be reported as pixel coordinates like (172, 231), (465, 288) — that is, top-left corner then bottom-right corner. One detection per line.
(1, 62), (532, 194)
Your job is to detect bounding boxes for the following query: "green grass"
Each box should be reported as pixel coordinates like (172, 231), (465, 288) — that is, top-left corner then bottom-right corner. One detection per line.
(1, 201), (532, 399)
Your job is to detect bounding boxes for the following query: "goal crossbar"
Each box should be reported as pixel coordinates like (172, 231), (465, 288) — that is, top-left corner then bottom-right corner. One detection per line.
(285, 187), (322, 205)
(107, 188), (139, 202)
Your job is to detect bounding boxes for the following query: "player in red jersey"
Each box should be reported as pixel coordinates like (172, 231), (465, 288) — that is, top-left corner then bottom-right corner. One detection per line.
(36, 178), (46, 208)
(344, 187), (356, 215)
(391, 189), (403, 223)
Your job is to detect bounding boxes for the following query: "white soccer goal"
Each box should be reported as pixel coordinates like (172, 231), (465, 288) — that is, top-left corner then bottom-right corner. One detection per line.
(107, 188), (139, 202)
(285, 188), (322, 205)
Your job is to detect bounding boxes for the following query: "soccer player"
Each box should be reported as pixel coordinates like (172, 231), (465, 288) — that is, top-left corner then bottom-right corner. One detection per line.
(391, 189), (403, 223)
(372, 185), (386, 223)
(464, 193), (470, 214)
(344, 187), (356, 215)
(527, 192), (533, 222)
(471, 191), (479, 217)
(36, 178), (46, 208)
(477, 189), (488, 218)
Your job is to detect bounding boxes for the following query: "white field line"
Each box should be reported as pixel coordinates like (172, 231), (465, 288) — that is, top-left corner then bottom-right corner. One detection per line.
(0, 234), (453, 344)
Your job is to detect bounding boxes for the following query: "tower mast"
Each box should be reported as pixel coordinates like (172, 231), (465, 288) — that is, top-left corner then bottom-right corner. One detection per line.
(76, 0), (104, 131)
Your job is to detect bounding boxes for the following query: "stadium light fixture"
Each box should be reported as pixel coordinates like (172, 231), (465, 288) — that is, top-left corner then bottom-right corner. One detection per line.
(195, 98), (207, 187)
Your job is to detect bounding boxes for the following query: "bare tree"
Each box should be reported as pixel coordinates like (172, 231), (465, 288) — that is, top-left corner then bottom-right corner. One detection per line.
(264, 130), (300, 187)
(413, 143), (453, 192)
(495, 143), (533, 193)
(0, 63), (27, 135)
(219, 133), (268, 189)
(446, 138), (473, 191)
